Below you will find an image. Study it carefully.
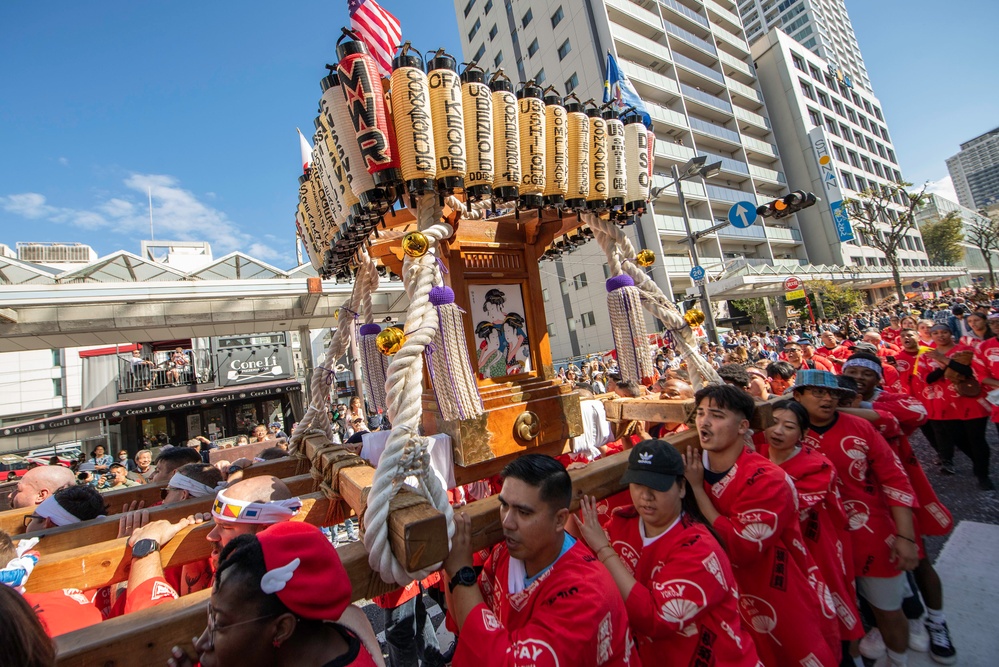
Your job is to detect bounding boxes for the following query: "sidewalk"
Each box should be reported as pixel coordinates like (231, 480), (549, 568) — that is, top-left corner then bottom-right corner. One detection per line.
(909, 520), (999, 666)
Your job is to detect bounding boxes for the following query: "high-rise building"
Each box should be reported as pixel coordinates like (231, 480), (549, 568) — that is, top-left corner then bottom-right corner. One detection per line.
(915, 193), (998, 284)
(751, 29), (933, 271)
(737, 0), (871, 93)
(455, 0), (808, 360)
(946, 127), (999, 211)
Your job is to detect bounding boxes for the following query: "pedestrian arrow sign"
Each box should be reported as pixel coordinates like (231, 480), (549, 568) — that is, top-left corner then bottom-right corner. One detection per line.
(728, 201), (758, 229)
(690, 265), (706, 281)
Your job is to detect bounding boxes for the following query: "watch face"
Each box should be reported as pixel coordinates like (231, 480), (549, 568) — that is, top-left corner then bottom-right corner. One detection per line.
(132, 539), (158, 558)
(458, 566), (477, 585)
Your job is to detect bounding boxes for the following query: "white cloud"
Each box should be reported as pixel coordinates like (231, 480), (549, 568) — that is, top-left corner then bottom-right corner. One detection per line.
(57, 157), (69, 167)
(0, 174), (291, 265)
(923, 175), (959, 203)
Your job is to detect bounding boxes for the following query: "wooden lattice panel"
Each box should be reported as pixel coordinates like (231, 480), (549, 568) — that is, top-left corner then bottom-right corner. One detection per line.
(462, 251), (522, 271)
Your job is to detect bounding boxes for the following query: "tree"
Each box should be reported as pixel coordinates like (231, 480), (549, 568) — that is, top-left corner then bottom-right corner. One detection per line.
(845, 181), (928, 303)
(920, 211), (964, 266)
(787, 279), (863, 319)
(969, 208), (999, 288)
(731, 297), (771, 330)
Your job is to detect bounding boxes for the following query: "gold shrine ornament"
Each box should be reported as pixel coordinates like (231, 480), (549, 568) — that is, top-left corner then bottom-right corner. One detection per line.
(376, 327), (407, 355)
(683, 309), (706, 328)
(635, 249), (655, 267)
(402, 231), (430, 257)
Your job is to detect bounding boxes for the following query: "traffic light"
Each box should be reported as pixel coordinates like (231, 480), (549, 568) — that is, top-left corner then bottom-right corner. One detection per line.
(757, 191), (817, 219)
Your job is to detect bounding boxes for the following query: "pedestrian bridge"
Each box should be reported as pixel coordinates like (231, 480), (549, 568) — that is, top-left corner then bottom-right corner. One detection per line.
(0, 250), (409, 353)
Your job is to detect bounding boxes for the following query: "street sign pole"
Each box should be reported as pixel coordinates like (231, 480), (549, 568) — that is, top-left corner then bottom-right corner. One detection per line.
(674, 164), (718, 345)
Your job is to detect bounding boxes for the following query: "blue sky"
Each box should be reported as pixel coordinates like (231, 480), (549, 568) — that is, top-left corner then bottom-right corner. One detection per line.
(0, 1), (995, 268)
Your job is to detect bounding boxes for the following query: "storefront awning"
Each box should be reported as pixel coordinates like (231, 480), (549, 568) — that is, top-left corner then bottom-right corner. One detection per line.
(0, 379), (302, 439)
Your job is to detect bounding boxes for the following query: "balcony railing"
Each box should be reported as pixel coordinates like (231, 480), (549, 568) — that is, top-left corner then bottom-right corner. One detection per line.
(718, 50), (754, 79)
(117, 349), (213, 394)
(659, 0), (709, 28)
(647, 102), (690, 131)
(711, 24), (751, 54)
(765, 226), (803, 242)
(689, 117), (742, 144)
(734, 105), (770, 129)
(606, 0), (664, 31)
(705, 184), (757, 204)
(619, 59), (681, 97)
(613, 25), (672, 63)
(742, 135), (779, 158)
(749, 164), (786, 183)
(655, 139), (698, 162)
(725, 77), (764, 104)
(698, 150), (749, 175)
(671, 52), (725, 85)
(663, 21), (718, 57)
(680, 83), (732, 113)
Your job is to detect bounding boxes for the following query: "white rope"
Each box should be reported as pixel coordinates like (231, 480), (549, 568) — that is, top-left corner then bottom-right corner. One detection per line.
(364, 193), (456, 585)
(289, 248), (379, 454)
(584, 212), (721, 390)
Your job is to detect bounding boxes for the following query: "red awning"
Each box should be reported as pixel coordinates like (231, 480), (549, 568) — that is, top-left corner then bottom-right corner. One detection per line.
(79, 344), (140, 358)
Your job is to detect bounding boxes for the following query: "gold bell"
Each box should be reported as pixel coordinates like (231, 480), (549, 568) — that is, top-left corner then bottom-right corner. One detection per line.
(376, 327), (407, 355)
(635, 249), (655, 267)
(402, 231), (430, 257)
(683, 309), (705, 328)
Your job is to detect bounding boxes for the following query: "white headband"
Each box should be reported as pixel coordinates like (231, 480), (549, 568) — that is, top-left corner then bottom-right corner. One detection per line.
(168, 472), (225, 498)
(211, 488), (302, 524)
(35, 495), (83, 527)
(842, 358), (883, 378)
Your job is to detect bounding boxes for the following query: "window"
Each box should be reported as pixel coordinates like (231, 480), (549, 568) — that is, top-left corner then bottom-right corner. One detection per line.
(51, 349), (61, 366)
(484, 0), (492, 13)
(846, 107), (856, 123)
(807, 107), (822, 128)
(542, 288), (550, 302)
(565, 72), (578, 93)
(876, 143), (886, 158)
(915, 237), (924, 251)
(581, 311), (597, 328)
(847, 150), (859, 168)
(809, 64), (822, 81)
(832, 99), (844, 116)
(873, 162), (884, 178)
(904, 236), (915, 250)
(817, 91), (830, 109)
(902, 258), (911, 266)
(863, 99), (872, 114)
(865, 137), (876, 153)
(560, 280), (569, 295)
(799, 80), (815, 100)
(851, 256), (863, 266)
(528, 38), (539, 56)
(468, 18), (481, 41)
(887, 148), (897, 164)
(535, 68), (545, 84)
(855, 176), (867, 191)
(557, 39), (571, 61)
(851, 92), (861, 106)
(866, 257), (878, 266)
(841, 171), (855, 190)
(824, 73), (836, 89)
(573, 272), (588, 289)
(551, 6), (564, 28)
(489, 24), (498, 40)
(522, 8), (533, 28)
(833, 144), (846, 161)
(547, 323), (557, 337)
(880, 127), (890, 141)
(861, 156), (872, 173)
(825, 116), (838, 135)
(53, 378), (63, 397)
(859, 116), (869, 130)
(463, 0), (476, 18)
(880, 257), (889, 266)
(839, 123), (850, 138)
(494, 51), (503, 67)
(567, 317), (576, 332)
(853, 130), (863, 146)
(473, 44), (486, 62)
(603, 264), (611, 280)
(791, 53), (806, 72)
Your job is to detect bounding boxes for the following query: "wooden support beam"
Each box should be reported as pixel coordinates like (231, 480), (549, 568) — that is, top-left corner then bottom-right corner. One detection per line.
(0, 456), (309, 536)
(17, 474), (318, 556)
(602, 397), (693, 424)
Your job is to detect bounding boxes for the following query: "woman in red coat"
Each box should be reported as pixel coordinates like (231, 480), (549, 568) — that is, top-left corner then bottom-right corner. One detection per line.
(578, 440), (761, 667)
(754, 400), (863, 644)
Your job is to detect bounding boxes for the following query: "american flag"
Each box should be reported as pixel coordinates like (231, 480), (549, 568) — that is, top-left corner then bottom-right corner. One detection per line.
(348, 0), (402, 79)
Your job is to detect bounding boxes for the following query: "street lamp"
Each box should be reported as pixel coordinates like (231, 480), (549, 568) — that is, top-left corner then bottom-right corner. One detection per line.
(650, 156), (724, 344)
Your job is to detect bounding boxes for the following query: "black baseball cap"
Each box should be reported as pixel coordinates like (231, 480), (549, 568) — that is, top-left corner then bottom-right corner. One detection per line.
(619, 440), (685, 492)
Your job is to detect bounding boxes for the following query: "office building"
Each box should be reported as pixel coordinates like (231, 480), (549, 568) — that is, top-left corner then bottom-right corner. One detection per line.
(946, 127), (999, 211)
(915, 193), (998, 284)
(737, 0), (871, 93)
(456, 0), (810, 359)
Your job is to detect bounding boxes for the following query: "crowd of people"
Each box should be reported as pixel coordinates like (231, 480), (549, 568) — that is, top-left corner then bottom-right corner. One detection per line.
(3, 289), (993, 666)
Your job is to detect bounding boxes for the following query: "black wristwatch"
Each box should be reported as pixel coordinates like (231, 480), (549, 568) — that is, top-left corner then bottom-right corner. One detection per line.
(131, 538), (160, 559)
(448, 566), (478, 592)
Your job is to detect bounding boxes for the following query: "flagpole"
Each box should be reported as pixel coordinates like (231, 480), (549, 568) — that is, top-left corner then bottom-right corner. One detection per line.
(148, 187), (154, 240)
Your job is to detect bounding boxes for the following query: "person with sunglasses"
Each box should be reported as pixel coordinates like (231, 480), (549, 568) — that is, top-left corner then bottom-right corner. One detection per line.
(167, 522), (382, 667)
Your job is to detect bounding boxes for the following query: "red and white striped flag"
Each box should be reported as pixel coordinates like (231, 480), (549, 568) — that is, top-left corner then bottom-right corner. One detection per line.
(297, 128), (313, 173)
(348, 0), (402, 79)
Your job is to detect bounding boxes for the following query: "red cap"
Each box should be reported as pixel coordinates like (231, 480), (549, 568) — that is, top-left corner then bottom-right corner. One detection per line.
(256, 522), (351, 621)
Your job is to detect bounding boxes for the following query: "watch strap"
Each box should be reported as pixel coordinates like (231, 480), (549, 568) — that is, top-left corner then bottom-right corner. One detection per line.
(448, 566), (477, 592)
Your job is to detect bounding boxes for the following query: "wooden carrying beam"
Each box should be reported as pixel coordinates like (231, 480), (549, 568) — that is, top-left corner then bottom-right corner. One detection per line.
(18, 474), (318, 556)
(602, 396), (776, 432)
(55, 429), (701, 667)
(0, 456), (309, 536)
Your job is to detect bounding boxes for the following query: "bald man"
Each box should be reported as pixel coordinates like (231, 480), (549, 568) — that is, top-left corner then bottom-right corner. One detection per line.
(8, 464), (77, 509)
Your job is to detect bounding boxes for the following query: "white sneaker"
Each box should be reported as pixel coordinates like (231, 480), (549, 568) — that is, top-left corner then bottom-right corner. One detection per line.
(860, 627), (887, 660)
(909, 617), (930, 652)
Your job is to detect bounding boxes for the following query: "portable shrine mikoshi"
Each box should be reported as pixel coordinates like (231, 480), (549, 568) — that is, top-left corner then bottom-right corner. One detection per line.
(40, 31), (732, 665)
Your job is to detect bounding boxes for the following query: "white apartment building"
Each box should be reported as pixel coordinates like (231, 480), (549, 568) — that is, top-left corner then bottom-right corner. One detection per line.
(455, 0), (810, 360)
(737, 0), (871, 93)
(751, 29), (933, 275)
(915, 193), (998, 284)
(946, 127), (999, 211)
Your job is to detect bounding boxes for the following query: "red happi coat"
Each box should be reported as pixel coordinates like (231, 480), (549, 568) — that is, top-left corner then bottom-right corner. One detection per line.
(703, 447), (839, 667)
(453, 540), (641, 667)
(892, 349), (922, 395)
(911, 343), (989, 421)
(870, 391), (953, 540)
(24, 589), (105, 637)
(813, 345), (853, 374)
(977, 337), (999, 422)
(753, 438), (863, 641)
(603, 509), (762, 667)
(802, 412), (916, 578)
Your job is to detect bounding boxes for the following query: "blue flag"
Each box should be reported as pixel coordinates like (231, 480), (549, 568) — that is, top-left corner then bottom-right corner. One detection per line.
(603, 52), (651, 128)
